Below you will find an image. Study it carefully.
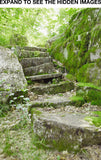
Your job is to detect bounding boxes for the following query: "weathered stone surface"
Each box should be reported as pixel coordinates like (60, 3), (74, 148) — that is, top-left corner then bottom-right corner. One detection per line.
(21, 57), (51, 68)
(90, 49), (101, 62)
(21, 50), (48, 58)
(47, 33), (64, 46)
(32, 110), (101, 152)
(24, 63), (56, 76)
(0, 46), (27, 103)
(30, 80), (74, 94)
(21, 46), (47, 52)
(87, 64), (101, 85)
(77, 63), (101, 86)
(63, 48), (68, 59)
(27, 73), (62, 82)
(30, 94), (71, 109)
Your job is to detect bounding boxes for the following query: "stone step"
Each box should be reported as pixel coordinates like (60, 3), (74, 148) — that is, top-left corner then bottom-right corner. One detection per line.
(29, 92), (73, 109)
(31, 109), (101, 152)
(23, 62), (56, 76)
(21, 57), (51, 68)
(21, 46), (47, 52)
(20, 50), (49, 58)
(27, 73), (62, 84)
(29, 80), (74, 94)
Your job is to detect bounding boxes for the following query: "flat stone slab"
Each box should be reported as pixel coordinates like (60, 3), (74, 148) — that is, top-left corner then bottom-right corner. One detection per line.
(30, 92), (73, 109)
(31, 110), (101, 152)
(21, 46), (47, 52)
(19, 50), (49, 58)
(27, 73), (62, 82)
(21, 57), (51, 68)
(30, 80), (74, 94)
(23, 62), (56, 76)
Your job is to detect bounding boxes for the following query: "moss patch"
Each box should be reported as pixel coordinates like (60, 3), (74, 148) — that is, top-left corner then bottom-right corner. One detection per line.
(85, 111), (101, 127)
(77, 82), (101, 90)
(70, 96), (85, 107)
(66, 74), (76, 81)
(76, 82), (101, 106)
(76, 63), (95, 83)
(86, 89), (101, 106)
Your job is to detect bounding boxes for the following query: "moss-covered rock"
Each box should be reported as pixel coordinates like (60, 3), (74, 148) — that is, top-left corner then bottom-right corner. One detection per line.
(0, 46), (27, 103)
(76, 83), (101, 106)
(48, 9), (101, 86)
(76, 63), (101, 86)
(70, 96), (85, 107)
(31, 81), (74, 95)
(32, 110), (101, 152)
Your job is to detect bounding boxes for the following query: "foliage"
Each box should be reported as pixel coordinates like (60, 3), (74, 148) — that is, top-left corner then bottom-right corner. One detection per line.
(0, 103), (10, 117)
(85, 111), (101, 127)
(10, 34), (28, 47)
(0, 87), (29, 117)
(0, 8), (80, 47)
(52, 78), (58, 84)
(3, 130), (15, 156)
(55, 8), (81, 34)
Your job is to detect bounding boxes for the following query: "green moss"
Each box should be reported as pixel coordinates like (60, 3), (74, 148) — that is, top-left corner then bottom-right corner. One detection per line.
(70, 96), (85, 107)
(34, 51), (40, 57)
(4, 70), (8, 74)
(31, 108), (42, 116)
(66, 74), (76, 81)
(90, 25), (101, 47)
(48, 9), (101, 86)
(76, 82), (101, 106)
(0, 104), (10, 117)
(76, 63), (95, 83)
(65, 27), (71, 38)
(70, 8), (97, 35)
(86, 89), (101, 106)
(96, 58), (101, 68)
(85, 111), (101, 127)
(77, 82), (101, 90)
(70, 96), (84, 101)
(78, 32), (90, 56)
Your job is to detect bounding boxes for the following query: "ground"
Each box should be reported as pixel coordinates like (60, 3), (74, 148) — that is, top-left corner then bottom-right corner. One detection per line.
(0, 99), (101, 160)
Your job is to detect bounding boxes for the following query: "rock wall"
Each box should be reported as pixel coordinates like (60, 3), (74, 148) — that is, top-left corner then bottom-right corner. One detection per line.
(0, 46), (27, 103)
(49, 8), (101, 86)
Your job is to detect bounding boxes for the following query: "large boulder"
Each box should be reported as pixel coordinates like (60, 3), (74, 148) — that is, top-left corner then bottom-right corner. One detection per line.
(0, 46), (27, 103)
(31, 109), (101, 152)
(49, 9), (101, 86)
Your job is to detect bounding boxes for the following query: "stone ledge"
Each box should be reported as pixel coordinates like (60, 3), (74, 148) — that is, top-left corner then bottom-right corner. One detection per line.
(30, 80), (74, 94)
(24, 63), (55, 76)
(21, 57), (51, 68)
(21, 46), (47, 52)
(32, 110), (101, 152)
(27, 73), (62, 82)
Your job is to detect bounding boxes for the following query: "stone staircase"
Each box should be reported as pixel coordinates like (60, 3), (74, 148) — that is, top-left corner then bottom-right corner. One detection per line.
(19, 46), (101, 153)
(20, 47), (63, 83)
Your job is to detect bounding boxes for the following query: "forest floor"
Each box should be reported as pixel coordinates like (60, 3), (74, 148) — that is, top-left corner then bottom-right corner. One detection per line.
(0, 103), (101, 160)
